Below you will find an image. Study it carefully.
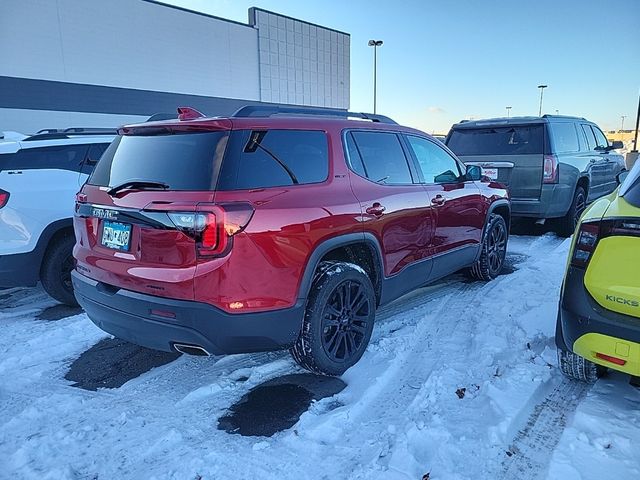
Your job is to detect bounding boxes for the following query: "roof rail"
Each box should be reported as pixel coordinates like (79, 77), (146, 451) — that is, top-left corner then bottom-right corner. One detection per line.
(232, 105), (397, 124)
(23, 128), (118, 142)
(541, 114), (587, 120)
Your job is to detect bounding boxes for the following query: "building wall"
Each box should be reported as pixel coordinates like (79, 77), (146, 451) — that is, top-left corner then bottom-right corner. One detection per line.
(251, 8), (350, 109)
(0, 0), (350, 133)
(1, 0), (260, 99)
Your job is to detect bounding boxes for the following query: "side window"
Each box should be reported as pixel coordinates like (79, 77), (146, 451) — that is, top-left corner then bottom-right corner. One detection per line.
(218, 129), (329, 190)
(87, 143), (109, 165)
(592, 126), (609, 150)
(549, 123), (579, 153)
(344, 132), (367, 177)
(6, 145), (88, 172)
(581, 124), (597, 151)
(350, 131), (413, 184)
(406, 135), (461, 184)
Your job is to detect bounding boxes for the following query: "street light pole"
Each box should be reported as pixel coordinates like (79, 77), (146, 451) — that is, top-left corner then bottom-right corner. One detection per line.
(621, 115), (627, 131)
(368, 40), (383, 114)
(537, 84), (548, 116)
(506, 106), (512, 118)
(633, 90), (640, 151)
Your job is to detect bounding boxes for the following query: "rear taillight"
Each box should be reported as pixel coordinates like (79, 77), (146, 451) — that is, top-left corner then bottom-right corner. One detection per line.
(571, 218), (640, 268)
(571, 221), (599, 268)
(0, 189), (10, 208)
(543, 155), (558, 183)
(167, 203), (254, 257)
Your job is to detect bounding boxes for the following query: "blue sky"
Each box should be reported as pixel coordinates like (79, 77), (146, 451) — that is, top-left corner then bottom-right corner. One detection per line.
(167, 0), (639, 134)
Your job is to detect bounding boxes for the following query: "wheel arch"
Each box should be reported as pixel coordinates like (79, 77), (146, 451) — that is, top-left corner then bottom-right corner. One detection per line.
(487, 199), (511, 232)
(297, 232), (384, 306)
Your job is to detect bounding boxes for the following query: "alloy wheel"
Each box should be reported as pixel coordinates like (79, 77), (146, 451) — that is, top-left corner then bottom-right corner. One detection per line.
(321, 280), (372, 362)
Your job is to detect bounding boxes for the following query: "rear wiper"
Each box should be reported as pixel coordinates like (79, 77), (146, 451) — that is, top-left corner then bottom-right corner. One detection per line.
(107, 180), (169, 196)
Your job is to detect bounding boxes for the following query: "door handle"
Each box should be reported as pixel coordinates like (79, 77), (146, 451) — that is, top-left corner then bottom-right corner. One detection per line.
(431, 194), (446, 206)
(366, 203), (386, 217)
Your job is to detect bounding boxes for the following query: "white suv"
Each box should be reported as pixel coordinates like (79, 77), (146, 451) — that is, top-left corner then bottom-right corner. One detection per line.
(0, 128), (115, 305)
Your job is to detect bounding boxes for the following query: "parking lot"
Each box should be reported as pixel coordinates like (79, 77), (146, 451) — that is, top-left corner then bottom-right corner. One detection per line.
(1, 233), (638, 480)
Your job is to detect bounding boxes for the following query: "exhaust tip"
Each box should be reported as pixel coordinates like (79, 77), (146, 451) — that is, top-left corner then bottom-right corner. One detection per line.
(173, 343), (211, 356)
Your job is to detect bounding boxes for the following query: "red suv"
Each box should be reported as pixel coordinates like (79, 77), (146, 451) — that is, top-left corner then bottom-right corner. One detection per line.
(72, 106), (510, 375)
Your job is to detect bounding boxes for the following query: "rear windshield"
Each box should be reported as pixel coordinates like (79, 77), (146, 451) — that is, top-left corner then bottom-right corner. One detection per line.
(447, 125), (544, 156)
(88, 132), (228, 190)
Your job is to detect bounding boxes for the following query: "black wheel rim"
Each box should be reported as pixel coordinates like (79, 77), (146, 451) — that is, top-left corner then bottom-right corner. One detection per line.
(487, 221), (507, 274)
(321, 280), (371, 362)
(61, 254), (74, 293)
(574, 192), (586, 228)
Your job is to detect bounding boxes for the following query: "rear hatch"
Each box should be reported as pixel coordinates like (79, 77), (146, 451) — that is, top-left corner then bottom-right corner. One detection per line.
(582, 171), (640, 319)
(74, 125), (232, 301)
(447, 123), (548, 200)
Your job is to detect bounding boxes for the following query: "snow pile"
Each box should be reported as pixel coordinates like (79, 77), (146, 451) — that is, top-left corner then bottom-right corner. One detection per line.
(0, 234), (639, 479)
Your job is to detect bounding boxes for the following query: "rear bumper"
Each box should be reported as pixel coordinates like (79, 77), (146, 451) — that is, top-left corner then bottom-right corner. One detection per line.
(512, 184), (573, 218)
(0, 250), (41, 288)
(72, 270), (304, 355)
(557, 266), (640, 374)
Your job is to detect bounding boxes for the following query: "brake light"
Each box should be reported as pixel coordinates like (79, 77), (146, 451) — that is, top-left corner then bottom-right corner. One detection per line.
(543, 155), (558, 183)
(571, 221), (599, 268)
(0, 189), (9, 208)
(167, 203), (254, 257)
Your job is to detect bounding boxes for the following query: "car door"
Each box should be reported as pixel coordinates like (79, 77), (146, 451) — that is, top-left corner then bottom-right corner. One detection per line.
(592, 125), (620, 194)
(404, 134), (484, 279)
(345, 130), (435, 283)
(580, 124), (607, 199)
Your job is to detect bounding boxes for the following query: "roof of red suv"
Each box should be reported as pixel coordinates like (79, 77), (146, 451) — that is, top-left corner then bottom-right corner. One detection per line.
(118, 106), (427, 137)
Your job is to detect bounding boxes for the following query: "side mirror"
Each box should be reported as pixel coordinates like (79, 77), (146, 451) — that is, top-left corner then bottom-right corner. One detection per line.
(617, 170), (629, 185)
(610, 140), (624, 150)
(465, 164), (482, 181)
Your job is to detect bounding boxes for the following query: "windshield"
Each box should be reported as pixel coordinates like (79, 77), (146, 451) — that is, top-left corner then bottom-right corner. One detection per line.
(89, 132), (228, 191)
(447, 125), (545, 156)
(620, 160), (640, 208)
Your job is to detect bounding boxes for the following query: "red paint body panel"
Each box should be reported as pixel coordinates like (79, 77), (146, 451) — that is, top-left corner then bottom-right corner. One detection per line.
(74, 115), (509, 318)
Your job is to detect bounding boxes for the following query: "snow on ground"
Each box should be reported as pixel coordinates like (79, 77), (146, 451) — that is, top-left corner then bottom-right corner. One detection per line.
(0, 234), (639, 480)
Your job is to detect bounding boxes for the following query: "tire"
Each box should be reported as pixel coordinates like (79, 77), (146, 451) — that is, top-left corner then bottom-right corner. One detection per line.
(467, 214), (508, 281)
(290, 261), (376, 376)
(40, 234), (79, 306)
(557, 349), (603, 383)
(557, 185), (587, 237)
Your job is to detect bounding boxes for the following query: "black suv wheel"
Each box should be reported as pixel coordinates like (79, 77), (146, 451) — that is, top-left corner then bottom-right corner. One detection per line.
(291, 261), (375, 376)
(40, 234), (79, 306)
(468, 214), (508, 281)
(557, 185), (587, 237)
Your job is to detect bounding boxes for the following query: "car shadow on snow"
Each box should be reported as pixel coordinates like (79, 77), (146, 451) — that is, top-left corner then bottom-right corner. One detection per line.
(65, 337), (180, 391)
(218, 373), (346, 437)
(36, 304), (83, 321)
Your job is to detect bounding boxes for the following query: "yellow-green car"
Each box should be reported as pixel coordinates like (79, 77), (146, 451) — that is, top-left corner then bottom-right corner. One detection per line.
(556, 160), (640, 382)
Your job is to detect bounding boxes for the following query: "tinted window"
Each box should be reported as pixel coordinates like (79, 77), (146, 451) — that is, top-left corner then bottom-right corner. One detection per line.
(592, 126), (609, 149)
(549, 123), (579, 153)
(87, 143), (109, 164)
(218, 130), (328, 190)
(89, 132), (228, 190)
(447, 125), (544, 156)
(407, 135), (461, 183)
(344, 132), (366, 177)
(581, 124), (597, 150)
(350, 131), (413, 184)
(0, 145), (88, 172)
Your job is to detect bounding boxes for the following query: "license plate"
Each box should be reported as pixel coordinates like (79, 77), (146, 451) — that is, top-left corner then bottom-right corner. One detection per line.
(481, 168), (499, 180)
(101, 221), (132, 251)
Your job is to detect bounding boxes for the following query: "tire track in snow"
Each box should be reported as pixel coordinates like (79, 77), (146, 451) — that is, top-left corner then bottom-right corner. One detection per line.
(500, 377), (591, 480)
(319, 278), (501, 478)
